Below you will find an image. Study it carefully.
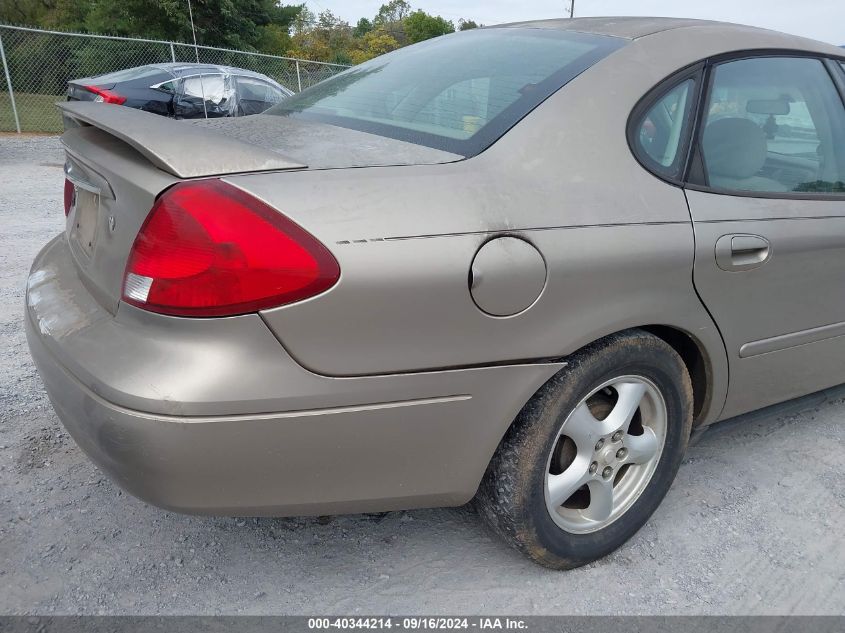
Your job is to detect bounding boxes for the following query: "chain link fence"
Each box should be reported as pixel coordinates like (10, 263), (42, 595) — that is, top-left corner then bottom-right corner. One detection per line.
(0, 24), (350, 133)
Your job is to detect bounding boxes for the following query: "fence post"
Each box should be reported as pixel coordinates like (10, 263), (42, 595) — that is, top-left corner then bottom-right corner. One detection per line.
(295, 59), (302, 93)
(169, 42), (176, 62)
(0, 32), (21, 134)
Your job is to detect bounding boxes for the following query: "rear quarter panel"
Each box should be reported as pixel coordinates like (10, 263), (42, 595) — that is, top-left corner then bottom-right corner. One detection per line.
(235, 31), (730, 424)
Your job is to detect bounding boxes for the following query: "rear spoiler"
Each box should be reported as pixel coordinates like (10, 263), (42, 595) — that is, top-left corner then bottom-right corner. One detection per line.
(58, 101), (306, 178)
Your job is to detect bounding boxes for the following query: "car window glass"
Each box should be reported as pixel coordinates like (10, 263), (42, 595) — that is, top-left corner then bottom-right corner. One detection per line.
(182, 75), (226, 104)
(413, 77), (491, 134)
(237, 77), (283, 103)
(634, 79), (694, 178)
(152, 80), (176, 93)
(266, 29), (626, 156)
(701, 57), (845, 194)
(280, 33), (598, 143)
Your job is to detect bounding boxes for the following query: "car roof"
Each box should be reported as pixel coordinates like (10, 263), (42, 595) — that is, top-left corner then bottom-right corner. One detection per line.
(495, 16), (728, 39)
(495, 17), (842, 54)
(148, 63), (284, 86)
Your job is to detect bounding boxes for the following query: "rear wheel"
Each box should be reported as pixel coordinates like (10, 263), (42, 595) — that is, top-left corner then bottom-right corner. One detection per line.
(476, 329), (693, 569)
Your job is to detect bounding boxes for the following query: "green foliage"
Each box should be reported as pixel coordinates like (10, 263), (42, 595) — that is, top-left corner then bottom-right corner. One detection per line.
(0, 0), (93, 31)
(4, 28), (171, 95)
(1, 0), (478, 64)
(284, 1), (465, 64)
(458, 19), (480, 30)
(353, 17), (373, 38)
(1, 0), (301, 54)
(256, 23), (292, 55)
(374, 0), (412, 25)
(348, 27), (399, 64)
(372, 0), (410, 44)
(404, 10), (453, 44)
(81, 0), (300, 52)
(0, 0), (53, 26)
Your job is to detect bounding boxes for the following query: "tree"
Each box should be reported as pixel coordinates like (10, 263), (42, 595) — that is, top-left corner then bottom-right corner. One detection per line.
(374, 0), (411, 25)
(0, 0), (480, 66)
(404, 10), (454, 44)
(353, 17), (373, 38)
(288, 9), (356, 64)
(0, 0), (55, 26)
(290, 5), (316, 36)
(373, 0), (410, 44)
(349, 26), (399, 64)
(0, 0), (95, 31)
(257, 23), (292, 55)
(458, 19), (480, 31)
(0, 0), (302, 54)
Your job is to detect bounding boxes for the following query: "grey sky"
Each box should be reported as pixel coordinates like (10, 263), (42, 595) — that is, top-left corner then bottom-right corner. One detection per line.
(306, 0), (843, 45)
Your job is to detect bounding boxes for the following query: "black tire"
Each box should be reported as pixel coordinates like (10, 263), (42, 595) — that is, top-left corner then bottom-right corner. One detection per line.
(476, 329), (693, 569)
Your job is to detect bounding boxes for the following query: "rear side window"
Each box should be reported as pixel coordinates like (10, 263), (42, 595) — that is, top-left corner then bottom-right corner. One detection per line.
(632, 78), (696, 179)
(237, 77), (286, 116)
(237, 77), (284, 103)
(701, 57), (845, 194)
(266, 28), (625, 156)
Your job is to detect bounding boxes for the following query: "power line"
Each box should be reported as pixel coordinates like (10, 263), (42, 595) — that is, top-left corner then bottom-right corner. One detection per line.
(185, 0), (207, 119)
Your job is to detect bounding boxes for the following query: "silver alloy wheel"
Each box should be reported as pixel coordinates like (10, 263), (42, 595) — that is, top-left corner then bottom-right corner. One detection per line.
(544, 375), (667, 534)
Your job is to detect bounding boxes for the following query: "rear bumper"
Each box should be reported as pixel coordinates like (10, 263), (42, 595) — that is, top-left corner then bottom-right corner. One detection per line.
(26, 236), (562, 516)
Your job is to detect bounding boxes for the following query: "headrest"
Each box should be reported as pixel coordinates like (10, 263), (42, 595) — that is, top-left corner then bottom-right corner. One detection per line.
(703, 117), (768, 180)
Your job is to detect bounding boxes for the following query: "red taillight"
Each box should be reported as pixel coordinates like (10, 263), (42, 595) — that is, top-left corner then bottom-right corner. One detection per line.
(84, 84), (127, 105)
(63, 178), (75, 216)
(122, 179), (340, 317)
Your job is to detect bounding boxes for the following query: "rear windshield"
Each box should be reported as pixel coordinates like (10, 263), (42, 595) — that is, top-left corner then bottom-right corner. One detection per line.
(265, 28), (624, 156)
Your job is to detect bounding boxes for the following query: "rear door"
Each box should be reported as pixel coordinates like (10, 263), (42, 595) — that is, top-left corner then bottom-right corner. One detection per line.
(234, 76), (286, 116)
(685, 55), (845, 418)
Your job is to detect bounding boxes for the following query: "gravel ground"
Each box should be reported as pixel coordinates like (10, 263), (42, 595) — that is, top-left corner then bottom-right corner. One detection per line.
(1, 135), (844, 616)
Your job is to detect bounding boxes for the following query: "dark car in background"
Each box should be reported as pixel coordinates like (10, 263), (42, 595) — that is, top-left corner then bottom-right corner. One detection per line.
(67, 63), (293, 119)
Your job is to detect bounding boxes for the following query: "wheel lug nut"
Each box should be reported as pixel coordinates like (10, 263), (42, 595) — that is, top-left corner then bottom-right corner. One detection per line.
(612, 431), (624, 442)
(589, 461), (598, 474)
(616, 448), (627, 459)
(595, 439), (604, 451)
(602, 466), (613, 479)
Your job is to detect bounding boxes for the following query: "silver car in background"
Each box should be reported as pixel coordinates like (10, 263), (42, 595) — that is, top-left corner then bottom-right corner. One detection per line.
(25, 18), (845, 568)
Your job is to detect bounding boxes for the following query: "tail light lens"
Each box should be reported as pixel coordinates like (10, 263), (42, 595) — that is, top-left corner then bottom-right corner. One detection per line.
(122, 179), (340, 317)
(83, 85), (127, 105)
(63, 178), (75, 216)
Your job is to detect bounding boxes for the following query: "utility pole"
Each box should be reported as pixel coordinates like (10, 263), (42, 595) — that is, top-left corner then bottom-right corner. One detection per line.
(569, 0), (575, 18)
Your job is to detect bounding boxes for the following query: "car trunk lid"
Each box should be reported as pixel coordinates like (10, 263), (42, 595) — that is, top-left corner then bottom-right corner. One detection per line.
(58, 102), (308, 313)
(60, 101), (306, 177)
(67, 80), (116, 101)
(190, 114), (462, 169)
(58, 102), (458, 316)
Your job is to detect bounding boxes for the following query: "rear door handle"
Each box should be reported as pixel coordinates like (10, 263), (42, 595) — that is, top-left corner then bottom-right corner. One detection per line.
(715, 234), (771, 272)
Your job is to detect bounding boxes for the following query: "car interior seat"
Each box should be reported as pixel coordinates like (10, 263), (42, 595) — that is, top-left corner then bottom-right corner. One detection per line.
(702, 117), (788, 192)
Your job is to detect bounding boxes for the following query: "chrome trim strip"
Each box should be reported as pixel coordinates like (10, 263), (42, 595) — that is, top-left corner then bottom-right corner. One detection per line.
(101, 391), (473, 424)
(739, 321), (845, 358)
(63, 161), (102, 195)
